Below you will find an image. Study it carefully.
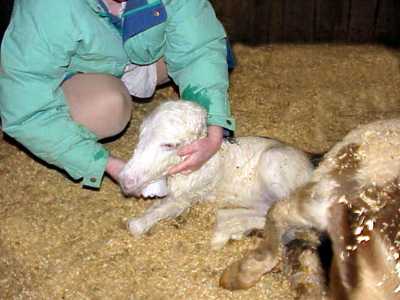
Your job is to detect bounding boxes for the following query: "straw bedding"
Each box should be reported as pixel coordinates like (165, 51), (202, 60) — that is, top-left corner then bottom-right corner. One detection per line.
(1, 44), (399, 299)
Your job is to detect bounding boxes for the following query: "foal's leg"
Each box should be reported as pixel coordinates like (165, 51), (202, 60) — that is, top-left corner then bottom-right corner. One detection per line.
(211, 208), (266, 250)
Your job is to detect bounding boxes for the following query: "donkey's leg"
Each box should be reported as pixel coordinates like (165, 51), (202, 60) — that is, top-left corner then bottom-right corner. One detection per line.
(283, 230), (329, 300)
(219, 198), (296, 290)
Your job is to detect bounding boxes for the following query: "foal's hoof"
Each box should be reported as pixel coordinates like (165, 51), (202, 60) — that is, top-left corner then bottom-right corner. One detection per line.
(219, 261), (258, 290)
(127, 218), (146, 237)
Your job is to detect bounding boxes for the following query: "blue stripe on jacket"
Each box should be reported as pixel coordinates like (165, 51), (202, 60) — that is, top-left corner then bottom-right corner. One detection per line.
(122, 0), (167, 42)
(125, 0), (148, 11)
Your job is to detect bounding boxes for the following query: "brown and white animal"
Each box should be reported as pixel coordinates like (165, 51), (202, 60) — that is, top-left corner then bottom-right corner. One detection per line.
(119, 100), (314, 249)
(220, 118), (400, 300)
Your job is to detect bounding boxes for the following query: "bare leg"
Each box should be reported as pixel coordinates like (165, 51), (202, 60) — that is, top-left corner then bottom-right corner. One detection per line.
(62, 60), (168, 139)
(62, 73), (132, 139)
(156, 58), (169, 85)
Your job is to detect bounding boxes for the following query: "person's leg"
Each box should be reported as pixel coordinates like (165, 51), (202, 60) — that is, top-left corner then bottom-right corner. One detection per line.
(156, 58), (169, 85)
(62, 73), (132, 140)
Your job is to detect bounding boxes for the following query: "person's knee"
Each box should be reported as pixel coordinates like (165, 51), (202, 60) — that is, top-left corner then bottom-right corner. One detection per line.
(62, 73), (133, 139)
(102, 88), (132, 137)
(156, 58), (169, 85)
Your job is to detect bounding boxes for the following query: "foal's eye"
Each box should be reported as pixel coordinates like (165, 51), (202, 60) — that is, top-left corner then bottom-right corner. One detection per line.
(161, 143), (179, 150)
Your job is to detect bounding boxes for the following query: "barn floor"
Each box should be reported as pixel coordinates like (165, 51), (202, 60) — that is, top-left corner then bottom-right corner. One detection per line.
(1, 44), (400, 299)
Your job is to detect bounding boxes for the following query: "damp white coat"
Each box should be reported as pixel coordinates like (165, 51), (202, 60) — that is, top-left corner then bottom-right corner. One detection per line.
(119, 100), (314, 249)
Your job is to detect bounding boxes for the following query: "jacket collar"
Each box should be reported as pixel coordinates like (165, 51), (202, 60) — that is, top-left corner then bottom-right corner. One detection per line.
(87, 0), (157, 13)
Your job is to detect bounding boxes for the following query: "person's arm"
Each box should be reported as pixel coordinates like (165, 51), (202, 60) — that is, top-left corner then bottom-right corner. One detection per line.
(165, 0), (235, 130)
(164, 0), (235, 173)
(0, 0), (111, 188)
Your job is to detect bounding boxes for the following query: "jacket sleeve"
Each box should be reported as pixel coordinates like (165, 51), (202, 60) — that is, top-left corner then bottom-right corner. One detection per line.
(0, 0), (109, 188)
(164, 0), (235, 132)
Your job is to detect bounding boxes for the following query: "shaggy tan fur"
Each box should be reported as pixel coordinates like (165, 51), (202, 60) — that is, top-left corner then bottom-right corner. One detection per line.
(220, 118), (400, 300)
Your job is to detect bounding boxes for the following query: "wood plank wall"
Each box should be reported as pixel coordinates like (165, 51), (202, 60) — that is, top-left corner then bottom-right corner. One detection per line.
(1, 0), (400, 45)
(0, 0), (13, 41)
(210, 0), (400, 45)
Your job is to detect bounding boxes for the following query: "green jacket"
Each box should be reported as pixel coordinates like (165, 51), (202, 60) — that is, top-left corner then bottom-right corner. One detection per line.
(0, 0), (235, 188)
